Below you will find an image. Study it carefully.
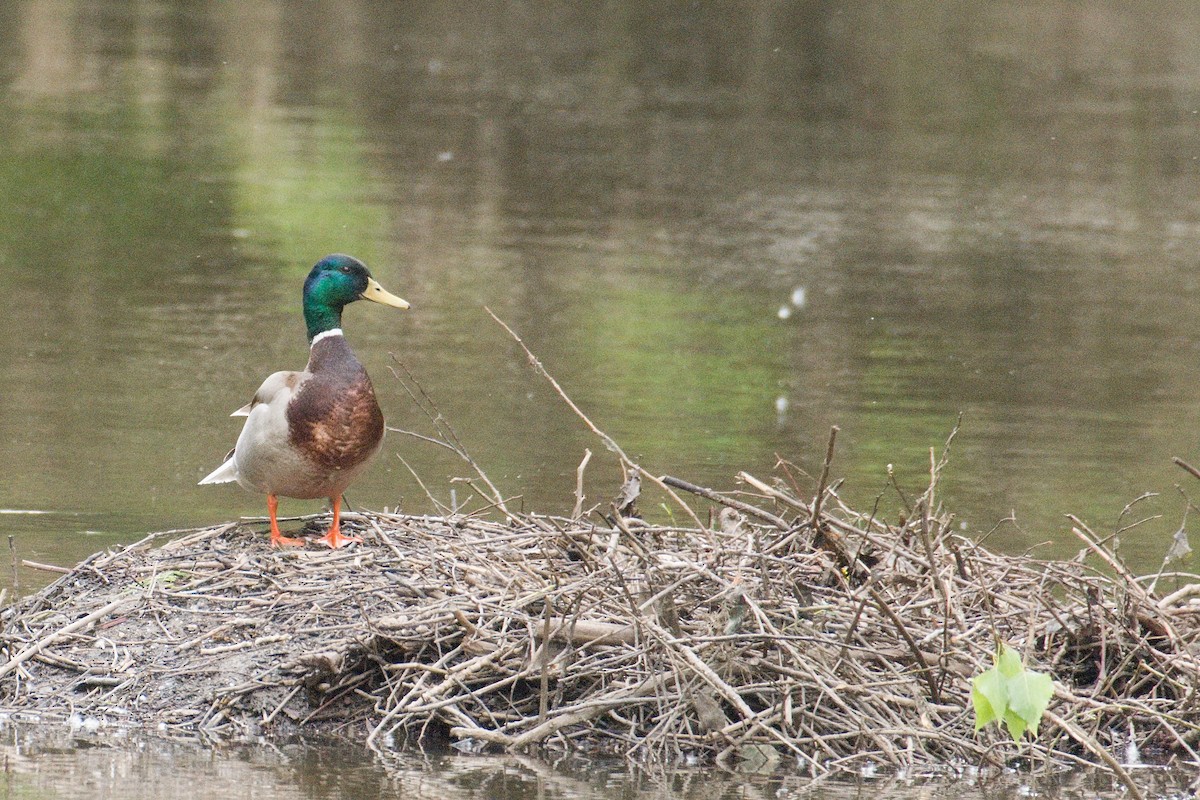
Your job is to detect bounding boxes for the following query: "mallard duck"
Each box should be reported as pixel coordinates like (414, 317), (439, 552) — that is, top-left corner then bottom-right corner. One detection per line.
(199, 254), (409, 548)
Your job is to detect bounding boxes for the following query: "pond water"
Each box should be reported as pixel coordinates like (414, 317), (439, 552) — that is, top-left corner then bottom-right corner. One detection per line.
(5, 0), (1200, 576)
(0, 726), (1194, 800)
(2, 0), (1200, 796)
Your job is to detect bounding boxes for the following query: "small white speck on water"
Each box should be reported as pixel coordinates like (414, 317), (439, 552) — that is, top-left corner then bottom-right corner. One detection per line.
(1124, 736), (1141, 766)
(451, 736), (485, 753)
(791, 286), (806, 307)
(1123, 722), (1141, 765)
(438, 151), (454, 162)
(777, 305), (792, 320)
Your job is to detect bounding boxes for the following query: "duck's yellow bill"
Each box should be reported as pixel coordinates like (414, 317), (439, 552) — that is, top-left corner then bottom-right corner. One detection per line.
(361, 277), (409, 309)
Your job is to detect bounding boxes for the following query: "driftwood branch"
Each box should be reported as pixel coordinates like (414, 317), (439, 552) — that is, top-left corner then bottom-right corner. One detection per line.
(660, 475), (790, 529)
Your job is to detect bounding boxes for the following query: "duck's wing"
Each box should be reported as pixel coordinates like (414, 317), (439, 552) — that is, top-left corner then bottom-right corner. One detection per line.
(237, 370), (309, 415)
(198, 371), (310, 485)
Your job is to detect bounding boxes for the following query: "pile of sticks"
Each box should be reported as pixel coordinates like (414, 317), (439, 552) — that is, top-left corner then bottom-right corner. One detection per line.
(0, 449), (1196, 793)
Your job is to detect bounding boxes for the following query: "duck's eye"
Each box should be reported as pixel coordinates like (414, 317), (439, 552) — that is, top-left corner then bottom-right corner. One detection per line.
(340, 265), (351, 273)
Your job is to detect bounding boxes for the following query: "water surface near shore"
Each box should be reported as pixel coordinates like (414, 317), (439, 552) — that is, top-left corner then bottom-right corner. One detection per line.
(0, 725), (1190, 800)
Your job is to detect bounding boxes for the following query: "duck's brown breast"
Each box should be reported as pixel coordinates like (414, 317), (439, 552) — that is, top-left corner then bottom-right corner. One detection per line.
(286, 335), (385, 471)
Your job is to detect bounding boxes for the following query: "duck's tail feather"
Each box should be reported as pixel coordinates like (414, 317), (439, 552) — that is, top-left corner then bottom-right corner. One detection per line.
(198, 450), (239, 485)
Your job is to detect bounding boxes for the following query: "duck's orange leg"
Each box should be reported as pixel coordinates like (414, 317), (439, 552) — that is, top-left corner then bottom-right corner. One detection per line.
(267, 494), (305, 548)
(314, 495), (363, 548)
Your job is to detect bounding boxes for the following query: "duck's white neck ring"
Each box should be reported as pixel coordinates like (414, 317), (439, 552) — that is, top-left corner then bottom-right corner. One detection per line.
(311, 328), (344, 347)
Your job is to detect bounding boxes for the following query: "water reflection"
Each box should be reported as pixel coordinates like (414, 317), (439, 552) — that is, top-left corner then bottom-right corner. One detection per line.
(2, 0), (1200, 584)
(0, 726), (1193, 800)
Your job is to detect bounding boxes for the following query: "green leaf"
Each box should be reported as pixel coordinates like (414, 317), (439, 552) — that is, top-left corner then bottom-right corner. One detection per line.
(1007, 670), (1054, 736)
(1003, 708), (1028, 742)
(995, 643), (1023, 678)
(972, 641), (1055, 741)
(971, 666), (1007, 731)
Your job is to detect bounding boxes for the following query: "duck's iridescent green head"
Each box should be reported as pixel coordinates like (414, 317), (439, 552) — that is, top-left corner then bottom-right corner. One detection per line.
(302, 254), (409, 341)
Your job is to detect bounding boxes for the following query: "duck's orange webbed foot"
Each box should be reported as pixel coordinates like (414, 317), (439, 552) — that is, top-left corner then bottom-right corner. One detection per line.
(314, 496), (363, 549)
(267, 494), (306, 548)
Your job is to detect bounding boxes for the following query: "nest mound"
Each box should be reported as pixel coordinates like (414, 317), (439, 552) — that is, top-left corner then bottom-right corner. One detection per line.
(1, 469), (1198, 784)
